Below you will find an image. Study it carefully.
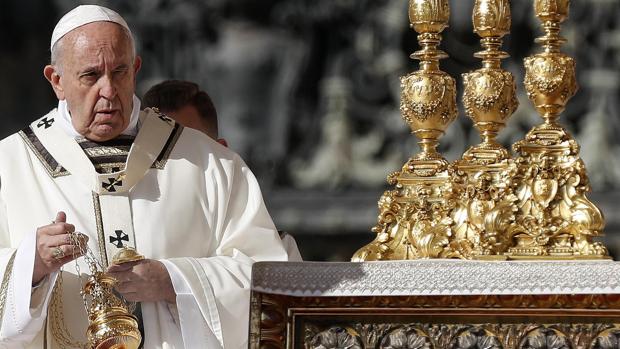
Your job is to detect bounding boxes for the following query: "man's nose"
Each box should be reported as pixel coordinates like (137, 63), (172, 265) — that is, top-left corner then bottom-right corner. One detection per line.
(99, 75), (117, 100)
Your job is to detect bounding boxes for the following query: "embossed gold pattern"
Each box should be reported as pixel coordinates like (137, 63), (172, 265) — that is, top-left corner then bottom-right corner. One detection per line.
(353, 0), (457, 261)
(449, 0), (519, 259)
(354, 0), (611, 261)
(249, 292), (620, 349)
(50, 235), (142, 349)
(508, 0), (608, 259)
(84, 273), (141, 349)
(302, 323), (620, 349)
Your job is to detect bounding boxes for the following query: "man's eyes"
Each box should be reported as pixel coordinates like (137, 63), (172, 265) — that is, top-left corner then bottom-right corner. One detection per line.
(79, 71), (99, 80)
(77, 73), (97, 85)
(78, 67), (128, 83)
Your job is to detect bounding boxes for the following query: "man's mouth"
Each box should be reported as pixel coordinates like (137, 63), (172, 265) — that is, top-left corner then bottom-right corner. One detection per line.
(96, 109), (119, 118)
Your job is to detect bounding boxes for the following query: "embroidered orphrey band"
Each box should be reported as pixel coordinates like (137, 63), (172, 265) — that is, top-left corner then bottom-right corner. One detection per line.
(92, 192), (109, 268)
(0, 251), (17, 335)
(19, 122), (184, 178)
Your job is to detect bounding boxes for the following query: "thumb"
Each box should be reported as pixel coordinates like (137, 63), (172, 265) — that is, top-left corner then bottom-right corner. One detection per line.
(54, 211), (66, 224)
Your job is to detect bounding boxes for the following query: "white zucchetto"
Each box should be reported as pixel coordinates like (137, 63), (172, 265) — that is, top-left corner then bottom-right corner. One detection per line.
(50, 5), (131, 50)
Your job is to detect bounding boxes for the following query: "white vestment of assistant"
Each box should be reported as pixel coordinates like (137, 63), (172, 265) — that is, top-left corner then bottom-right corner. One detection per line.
(0, 105), (288, 348)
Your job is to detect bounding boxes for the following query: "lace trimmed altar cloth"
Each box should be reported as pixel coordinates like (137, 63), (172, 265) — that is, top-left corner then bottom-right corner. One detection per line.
(251, 260), (620, 296)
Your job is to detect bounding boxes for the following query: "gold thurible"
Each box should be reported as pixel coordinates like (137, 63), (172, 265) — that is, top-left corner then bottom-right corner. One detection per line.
(84, 272), (142, 349)
(447, 0), (520, 259)
(49, 239), (142, 349)
(353, 0), (457, 261)
(84, 248), (145, 349)
(508, 0), (609, 259)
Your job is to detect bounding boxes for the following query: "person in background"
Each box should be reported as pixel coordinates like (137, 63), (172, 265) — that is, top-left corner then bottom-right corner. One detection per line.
(144, 79), (303, 262)
(143, 80), (227, 146)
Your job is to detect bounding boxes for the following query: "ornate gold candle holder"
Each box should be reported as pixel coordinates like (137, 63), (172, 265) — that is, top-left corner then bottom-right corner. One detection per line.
(448, 0), (520, 259)
(353, 0), (457, 261)
(508, 0), (608, 259)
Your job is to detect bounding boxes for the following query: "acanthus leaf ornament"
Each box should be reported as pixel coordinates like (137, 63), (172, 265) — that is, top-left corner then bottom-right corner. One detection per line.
(448, 0), (520, 259)
(353, 0), (612, 261)
(353, 0), (456, 261)
(508, 0), (609, 259)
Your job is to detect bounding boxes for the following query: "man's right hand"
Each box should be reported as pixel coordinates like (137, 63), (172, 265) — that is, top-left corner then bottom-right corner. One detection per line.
(32, 211), (88, 285)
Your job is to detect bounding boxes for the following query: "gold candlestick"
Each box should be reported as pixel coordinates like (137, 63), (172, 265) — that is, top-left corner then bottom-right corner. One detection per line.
(448, 0), (520, 259)
(508, 0), (609, 258)
(353, 0), (457, 261)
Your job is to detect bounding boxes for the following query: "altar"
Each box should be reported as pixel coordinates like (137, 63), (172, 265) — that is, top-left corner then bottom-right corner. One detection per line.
(249, 260), (620, 348)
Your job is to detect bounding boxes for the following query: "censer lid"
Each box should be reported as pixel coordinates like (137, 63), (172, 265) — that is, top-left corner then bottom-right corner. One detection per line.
(111, 247), (145, 265)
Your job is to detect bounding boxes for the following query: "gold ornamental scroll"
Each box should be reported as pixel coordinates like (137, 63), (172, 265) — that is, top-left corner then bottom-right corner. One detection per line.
(352, 0), (612, 261)
(448, 0), (520, 260)
(507, 0), (609, 259)
(353, 0), (458, 261)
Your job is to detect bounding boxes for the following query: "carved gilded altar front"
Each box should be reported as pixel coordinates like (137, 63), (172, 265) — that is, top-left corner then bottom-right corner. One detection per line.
(251, 292), (620, 349)
(249, 261), (620, 349)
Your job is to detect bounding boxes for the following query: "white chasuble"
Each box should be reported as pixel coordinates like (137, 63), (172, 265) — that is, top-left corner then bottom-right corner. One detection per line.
(0, 108), (289, 348)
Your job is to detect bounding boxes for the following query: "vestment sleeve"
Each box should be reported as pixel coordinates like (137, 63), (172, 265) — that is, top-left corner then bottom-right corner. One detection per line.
(163, 153), (289, 349)
(0, 182), (57, 348)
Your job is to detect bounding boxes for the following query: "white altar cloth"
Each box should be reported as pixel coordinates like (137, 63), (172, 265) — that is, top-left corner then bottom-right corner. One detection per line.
(251, 260), (620, 297)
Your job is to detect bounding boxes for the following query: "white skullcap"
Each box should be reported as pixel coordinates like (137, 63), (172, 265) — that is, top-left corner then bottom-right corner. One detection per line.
(50, 5), (131, 50)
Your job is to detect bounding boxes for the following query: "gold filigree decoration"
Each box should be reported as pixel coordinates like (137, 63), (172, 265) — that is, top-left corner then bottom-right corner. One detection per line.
(354, 0), (611, 261)
(445, 0), (520, 260)
(353, 0), (457, 262)
(305, 326), (363, 349)
(380, 326), (434, 349)
(519, 327), (571, 349)
(508, 0), (609, 259)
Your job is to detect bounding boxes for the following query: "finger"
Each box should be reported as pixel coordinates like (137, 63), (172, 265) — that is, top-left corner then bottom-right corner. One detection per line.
(54, 211), (66, 224)
(45, 233), (78, 248)
(107, 270), (135, 283)
(69, 233), (89, 246)
(122, 292), (141, 302)
(107, 260), (141, 273)
(61, 223), (75, 234)
(115, 281), (138, 294)
(46, 244), (84, 263)
(42, 223), (76, 236)
(55, 252), (82, 266)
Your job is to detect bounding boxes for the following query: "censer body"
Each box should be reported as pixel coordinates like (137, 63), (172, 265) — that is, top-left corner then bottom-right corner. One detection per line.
(51, 237), (143, 349)
(84, 272), (141, 349)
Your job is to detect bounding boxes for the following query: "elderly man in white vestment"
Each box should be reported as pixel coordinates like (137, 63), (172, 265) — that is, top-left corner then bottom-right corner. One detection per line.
(0, 5), (290, 349)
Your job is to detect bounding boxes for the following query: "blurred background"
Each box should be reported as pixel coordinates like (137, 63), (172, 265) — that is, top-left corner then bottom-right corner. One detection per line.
(2, 0), (619, 260)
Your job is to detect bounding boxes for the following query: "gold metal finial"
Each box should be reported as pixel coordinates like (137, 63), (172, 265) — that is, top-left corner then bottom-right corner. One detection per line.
(473, 0), (511, 38)
(447, 0), (520, 259)
(508, 0), (609, 259)
(534, 0), (569, 23)
(353, 0), (457, 261)
(111, 247), (145, 265)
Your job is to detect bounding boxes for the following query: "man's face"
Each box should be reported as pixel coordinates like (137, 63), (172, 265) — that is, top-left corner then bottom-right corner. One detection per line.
(44, 22), (141, 141)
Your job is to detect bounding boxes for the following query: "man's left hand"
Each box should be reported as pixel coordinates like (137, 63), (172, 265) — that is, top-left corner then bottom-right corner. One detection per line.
(106, 259), (176, 303)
